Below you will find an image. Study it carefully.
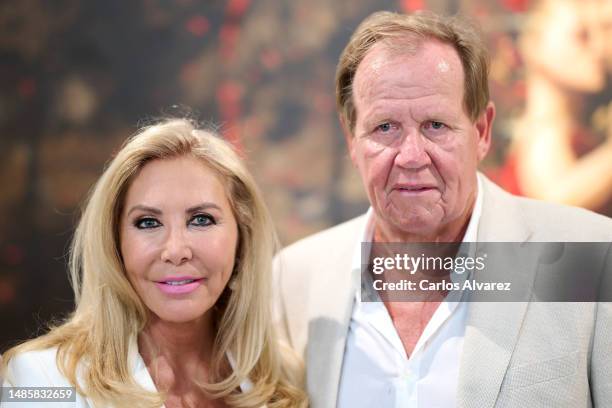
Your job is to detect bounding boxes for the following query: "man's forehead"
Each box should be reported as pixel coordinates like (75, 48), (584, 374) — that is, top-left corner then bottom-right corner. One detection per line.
(353, 39), (464, 102)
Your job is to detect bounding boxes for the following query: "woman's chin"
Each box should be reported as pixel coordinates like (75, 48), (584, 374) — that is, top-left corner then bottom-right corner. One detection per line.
(149, 303), (214, 325)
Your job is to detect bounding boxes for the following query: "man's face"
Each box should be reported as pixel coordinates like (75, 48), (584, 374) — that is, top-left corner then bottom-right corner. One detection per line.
(347, 39), (494, 241)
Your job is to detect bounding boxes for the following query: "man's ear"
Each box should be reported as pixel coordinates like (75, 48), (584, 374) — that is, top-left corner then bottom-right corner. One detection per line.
(340, 115), (357, 165)
(475, 101), (495, 162)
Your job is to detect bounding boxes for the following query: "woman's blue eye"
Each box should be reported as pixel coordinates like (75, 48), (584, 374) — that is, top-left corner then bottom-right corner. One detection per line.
(135, 218), (161, 229)
(191, 214), (215, 227)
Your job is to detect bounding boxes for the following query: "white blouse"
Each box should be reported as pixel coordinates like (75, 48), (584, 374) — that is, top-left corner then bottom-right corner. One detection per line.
(2, 341), (253, 408)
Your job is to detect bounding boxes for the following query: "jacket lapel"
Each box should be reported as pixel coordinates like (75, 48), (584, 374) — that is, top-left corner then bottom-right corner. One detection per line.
(81, 338), (162, 408)
(129, 337), (161, 391)
(305, 218), (364, 408)
(457, 175), (537, 408)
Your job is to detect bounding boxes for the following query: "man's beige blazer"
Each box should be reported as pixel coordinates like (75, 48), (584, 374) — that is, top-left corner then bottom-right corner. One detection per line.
(274, 175), (612, 407)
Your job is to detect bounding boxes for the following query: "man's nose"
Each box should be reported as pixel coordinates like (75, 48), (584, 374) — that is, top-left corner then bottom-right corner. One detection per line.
(394, 130), (430, 169)
(161, 227), (192, 265)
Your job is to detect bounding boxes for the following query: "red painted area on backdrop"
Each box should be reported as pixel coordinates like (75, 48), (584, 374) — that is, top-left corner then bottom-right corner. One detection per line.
(222, 127), (243, 154)
(260, 49), (282, 70)
(400, 0), (426, 12)
(185, 15), (209, 37)
(513, 80), (526, 100)
(217, 81), (243, 107)
(0, 279), (16, 304)
(3, 245), (24, 266)
(502, 0), (530, 13)
(217, 81), (244, 151)
(219, 24), (240, 59)
(227, 0), (251, 17)
(17, 78), (36, 98)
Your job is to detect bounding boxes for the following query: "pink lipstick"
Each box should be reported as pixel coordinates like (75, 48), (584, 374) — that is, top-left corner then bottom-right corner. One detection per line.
(155, 276), (204, 295)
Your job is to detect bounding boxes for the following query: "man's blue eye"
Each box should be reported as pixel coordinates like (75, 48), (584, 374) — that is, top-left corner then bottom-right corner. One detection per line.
(429, 121), (445, 130)
(377, 122), (392, 132)
(191, 214), (215, 226)
(136, 218), (160, 229)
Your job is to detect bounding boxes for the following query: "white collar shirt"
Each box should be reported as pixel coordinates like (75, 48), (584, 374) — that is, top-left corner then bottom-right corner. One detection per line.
(337, 175), (483, 408)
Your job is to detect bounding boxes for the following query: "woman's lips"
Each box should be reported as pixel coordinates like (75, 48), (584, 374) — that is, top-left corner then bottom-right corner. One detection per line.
(154, 277), (205, 295)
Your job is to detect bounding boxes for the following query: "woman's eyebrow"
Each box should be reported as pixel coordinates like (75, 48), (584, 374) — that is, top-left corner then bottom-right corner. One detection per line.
(127, 205), (162, 216)
(186, 203), (222, 214)
(126, 203), (222, 216)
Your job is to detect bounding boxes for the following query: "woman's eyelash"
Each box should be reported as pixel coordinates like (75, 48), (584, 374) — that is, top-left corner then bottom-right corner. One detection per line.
(190, 213), (216, 226)
(134, 217), (161, 229)
(132, 214), (217, 228)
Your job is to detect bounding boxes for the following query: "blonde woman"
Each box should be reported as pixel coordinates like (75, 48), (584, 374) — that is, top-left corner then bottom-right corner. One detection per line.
(1, 118), (307, 408)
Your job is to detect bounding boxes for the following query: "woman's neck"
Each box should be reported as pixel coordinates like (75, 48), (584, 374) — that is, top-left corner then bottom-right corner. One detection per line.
(139, 313), (215, 374)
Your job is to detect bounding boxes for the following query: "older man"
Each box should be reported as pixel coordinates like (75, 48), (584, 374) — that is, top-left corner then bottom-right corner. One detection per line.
(274, 11), (612, 408)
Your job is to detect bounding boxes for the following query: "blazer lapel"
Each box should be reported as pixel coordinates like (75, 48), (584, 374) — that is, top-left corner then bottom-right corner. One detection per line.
(130, 337), (168, 408)
(81, 338), (161, 408)
(306, 218), (364, 408)
(457, 175), (537, 408)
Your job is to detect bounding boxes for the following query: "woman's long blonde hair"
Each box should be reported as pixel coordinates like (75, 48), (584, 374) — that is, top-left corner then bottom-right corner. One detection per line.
(1, 118), (307, 408)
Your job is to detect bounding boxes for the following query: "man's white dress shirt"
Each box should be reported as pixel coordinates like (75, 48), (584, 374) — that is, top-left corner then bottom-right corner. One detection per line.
(337, 175), (483, 408)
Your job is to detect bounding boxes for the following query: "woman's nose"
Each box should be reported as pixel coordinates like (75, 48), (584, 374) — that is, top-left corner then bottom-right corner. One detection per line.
(160, 228), (192, 265)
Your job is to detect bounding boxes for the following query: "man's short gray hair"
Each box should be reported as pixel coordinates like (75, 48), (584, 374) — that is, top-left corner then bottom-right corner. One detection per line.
(336, 11), (490, 133)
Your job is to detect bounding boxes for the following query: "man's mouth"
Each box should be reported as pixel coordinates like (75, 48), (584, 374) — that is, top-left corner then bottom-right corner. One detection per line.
(397, 187), (433, 191)
(393, 185), (437, 193)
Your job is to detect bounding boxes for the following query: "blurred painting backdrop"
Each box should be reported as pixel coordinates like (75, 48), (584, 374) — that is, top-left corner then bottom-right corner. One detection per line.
(2, 0), (612, 351)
